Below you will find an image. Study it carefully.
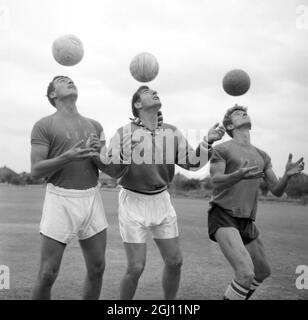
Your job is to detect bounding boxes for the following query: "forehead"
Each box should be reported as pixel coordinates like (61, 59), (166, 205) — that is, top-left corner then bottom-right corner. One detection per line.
(139, 87), (154, 95)
(54, 77), (71, 84)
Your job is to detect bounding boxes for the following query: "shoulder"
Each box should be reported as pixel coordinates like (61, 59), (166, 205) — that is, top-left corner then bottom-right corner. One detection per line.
(210, 140), (233, 162)
(162, 123), (177, 131)
(85, 117), (103, 131)
(33, 113), (56, 129)
(213, 140), (233, 152)
(113, 123), (132, 136)
(253, 145), (271, 161)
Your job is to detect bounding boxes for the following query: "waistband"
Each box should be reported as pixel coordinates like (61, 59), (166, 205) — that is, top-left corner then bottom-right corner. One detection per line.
(46, 183), (99, 198)
(121, 187), (169, 199)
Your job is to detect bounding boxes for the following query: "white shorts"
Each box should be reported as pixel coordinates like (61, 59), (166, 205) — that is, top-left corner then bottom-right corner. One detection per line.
(118, 188), (179, 243)
(40, 184), (108, 244)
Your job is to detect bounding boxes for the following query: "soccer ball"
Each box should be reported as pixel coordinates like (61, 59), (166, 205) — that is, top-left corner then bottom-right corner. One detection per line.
(130, 52), (159, 82)
(223, 69), (251, 96)
(52, 34), (84, 66)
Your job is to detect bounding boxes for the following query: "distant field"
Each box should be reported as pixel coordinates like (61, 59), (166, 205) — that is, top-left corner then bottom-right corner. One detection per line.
(0, 185), (307, 300)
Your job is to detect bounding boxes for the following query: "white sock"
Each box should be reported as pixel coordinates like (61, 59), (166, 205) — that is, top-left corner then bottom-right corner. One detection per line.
(224, 280), (249, 300)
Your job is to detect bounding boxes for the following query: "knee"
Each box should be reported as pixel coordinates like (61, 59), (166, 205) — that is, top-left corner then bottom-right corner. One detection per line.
(236, 267), (255, 287)
(87, 261), (106, 281)
(165, 255), (183, 271)
(126, 263), (145, 280)
(39, 266), (59, 286)
(256, 265), (271, 282)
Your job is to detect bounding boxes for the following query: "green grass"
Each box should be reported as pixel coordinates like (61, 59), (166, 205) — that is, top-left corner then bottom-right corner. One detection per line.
(0, 185), (307, 300)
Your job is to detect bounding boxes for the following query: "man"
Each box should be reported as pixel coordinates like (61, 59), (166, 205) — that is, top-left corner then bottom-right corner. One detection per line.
(100, 85), (225, 300)
(209, 104), (305, 300)
(31, 76), (108, 300)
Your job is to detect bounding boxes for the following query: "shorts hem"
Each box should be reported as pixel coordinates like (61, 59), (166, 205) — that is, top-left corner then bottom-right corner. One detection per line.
(78, 225), (108, 241)
(39, 231), (71, 245)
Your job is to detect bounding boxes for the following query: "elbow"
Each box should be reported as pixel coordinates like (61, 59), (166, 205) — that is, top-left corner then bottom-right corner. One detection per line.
(31, 167), (41, 180)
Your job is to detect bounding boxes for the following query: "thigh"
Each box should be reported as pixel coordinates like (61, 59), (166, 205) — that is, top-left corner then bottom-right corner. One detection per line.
(123, 243), (147, 267)
(215, 227), (254, 272)
(79, 229), (107, 269)
(245, 236), (270, 276)
(154, 237), (182, 264)
(39, 234), (66, 271)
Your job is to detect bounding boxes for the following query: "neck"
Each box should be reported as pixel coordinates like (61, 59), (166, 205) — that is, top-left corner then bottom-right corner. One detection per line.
(139, 108), (159, 131)
(56, 97), (78, 115)
(233, 128), (251, 145)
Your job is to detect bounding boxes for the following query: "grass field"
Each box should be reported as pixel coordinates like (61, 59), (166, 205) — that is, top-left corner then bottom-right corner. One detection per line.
(0, 184), (307, 300)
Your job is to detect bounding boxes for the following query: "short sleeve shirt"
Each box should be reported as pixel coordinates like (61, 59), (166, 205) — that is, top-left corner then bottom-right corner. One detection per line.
(210, 139), (272, 220)
(31, 112), (104, 190)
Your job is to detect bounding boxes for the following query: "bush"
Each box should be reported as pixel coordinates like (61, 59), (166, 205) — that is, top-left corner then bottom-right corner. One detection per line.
(10, 176), (23, 185)
(202, 176), (213, 190)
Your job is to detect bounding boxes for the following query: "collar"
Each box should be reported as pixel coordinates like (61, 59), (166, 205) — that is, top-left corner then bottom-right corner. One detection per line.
(130, 111), (163, 132)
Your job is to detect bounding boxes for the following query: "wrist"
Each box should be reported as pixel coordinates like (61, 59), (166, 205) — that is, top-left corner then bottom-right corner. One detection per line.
(204, 136), (213, 147)
(284, 171), (292, 179)
(235, 169), (244, 180)
(60, 152), (72, 163)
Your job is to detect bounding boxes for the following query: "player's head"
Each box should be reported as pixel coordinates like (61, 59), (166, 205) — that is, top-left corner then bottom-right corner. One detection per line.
(223, 104), (251, 137)
(131, 86), (161, 117)
(47, 76), (78, 108)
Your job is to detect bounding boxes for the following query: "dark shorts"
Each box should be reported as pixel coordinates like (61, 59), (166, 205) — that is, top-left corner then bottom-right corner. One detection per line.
(208, 204), (259, 245)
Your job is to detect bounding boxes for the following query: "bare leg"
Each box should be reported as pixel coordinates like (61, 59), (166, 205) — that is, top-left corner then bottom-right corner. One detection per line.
(154, 237), (183, 300)
(32, 235), (66, 300)
(79, 229), (107, 300)
(245, 236), (271, 299)
(215, 228), (255, 291)
(119, 243), (146, 300)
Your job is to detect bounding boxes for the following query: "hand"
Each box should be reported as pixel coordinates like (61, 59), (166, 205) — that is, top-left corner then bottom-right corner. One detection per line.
(285, 154), (305, 177)
(238, 160), (265, 180)
(63, 140), (97, 161)
(207, 123), (226, 144)
(86, 134), (105, 153)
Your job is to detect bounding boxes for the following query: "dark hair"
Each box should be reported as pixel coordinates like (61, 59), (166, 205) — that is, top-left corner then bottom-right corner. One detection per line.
(131, 86), (149, 117)
(46, 76), (69, 107)
(223, 104), (248, 137)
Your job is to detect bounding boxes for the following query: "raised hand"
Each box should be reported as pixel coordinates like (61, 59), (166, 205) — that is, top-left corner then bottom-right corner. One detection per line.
(207, 123), (226, 144)
(285, 154), (305, 177)
(63, 140), (97, 161)
(238, 160), (265, 180)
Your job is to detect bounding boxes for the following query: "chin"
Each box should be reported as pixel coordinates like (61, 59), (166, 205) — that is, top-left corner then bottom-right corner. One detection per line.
(65, 92), (78, 99)
(155, 101), (162, 109)
(237, 121), (251, 131)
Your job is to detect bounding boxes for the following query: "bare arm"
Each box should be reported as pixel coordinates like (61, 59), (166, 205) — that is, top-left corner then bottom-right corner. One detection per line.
(177, 123), (226, 171)
(31, 140), (97, 180)
(210, 160), (265, 190)
(264, 154), (305, 197)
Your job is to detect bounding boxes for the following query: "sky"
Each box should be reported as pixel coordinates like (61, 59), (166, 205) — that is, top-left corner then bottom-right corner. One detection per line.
(0, 0), (307, 179)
